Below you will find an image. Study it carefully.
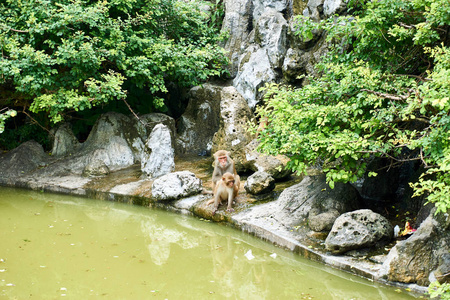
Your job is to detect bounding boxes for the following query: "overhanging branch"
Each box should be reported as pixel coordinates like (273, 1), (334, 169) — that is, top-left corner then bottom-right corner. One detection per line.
(361, 89), (411, 101)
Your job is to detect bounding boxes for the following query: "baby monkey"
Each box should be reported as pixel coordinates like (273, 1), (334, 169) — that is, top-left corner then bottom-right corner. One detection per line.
(210, 172), (240, 215)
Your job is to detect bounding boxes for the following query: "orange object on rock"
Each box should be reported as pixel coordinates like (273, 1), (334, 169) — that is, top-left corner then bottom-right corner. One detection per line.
(400, 221), (417, 236)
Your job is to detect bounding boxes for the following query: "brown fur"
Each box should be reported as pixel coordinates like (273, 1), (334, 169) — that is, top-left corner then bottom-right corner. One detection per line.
(208, 172), (240, 215)
(211, 150), (237, 192)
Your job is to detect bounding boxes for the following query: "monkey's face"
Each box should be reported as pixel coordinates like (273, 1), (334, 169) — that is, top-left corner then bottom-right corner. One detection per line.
(222, 173), (235, 188)
(218, 156), (228, 167)
(226, 179), (234, 188)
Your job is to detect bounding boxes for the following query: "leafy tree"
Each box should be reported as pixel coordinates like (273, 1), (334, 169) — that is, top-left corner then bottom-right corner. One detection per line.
(0, 0), (228, 135)
(429, 280), (450, 300)
(254, 0), (450, 214)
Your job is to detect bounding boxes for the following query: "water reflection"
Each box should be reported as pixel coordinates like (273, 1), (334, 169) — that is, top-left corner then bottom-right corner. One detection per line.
(0, 187), (421, 299)
(141, 219), (200, 265)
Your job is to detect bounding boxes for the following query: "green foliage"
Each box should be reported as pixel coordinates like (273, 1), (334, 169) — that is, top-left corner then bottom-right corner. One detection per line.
(0, 0), (228, 128)
(0, 108), (16, 134)
(0, 113), (50, 150)
(255, 0), (450, 213)
(428, 281), (450, 299)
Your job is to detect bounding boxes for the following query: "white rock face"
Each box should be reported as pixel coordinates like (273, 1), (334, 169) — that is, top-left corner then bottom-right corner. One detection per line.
(141, 124), (175, 178)
(233, 9), (287, 108)
(151, 171), (203, 201)
(233, 47), (276, 108)
(324, 0), (347, 17)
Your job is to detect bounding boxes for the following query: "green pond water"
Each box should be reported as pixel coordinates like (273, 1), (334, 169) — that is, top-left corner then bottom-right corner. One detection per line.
(0, 187), (422, 299)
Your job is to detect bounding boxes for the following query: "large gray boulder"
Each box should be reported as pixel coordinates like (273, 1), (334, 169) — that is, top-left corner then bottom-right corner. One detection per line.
(379, 209), (450, 286)
(78, 112), (145, 172)
(0, 140), (50, 182)
(244, 171), (275, 195)
(152, 171), (203, 201)
(141, 124), (175, 178)
(176, 84), (222, 154)
(51, 123), (80, 156)
(325, 209), (393, 254)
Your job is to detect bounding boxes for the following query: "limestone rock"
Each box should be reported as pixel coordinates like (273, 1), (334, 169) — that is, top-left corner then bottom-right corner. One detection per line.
(234, 47), (276, 108)
(0, 140), (50, 182)
(220, 0), (253, 77)
(176, 84), (222, 154)
(308, 209), (340, 232)
(233, 9), (287, 108)
(379, 210), (450, 286)
(152, 171), (203, 201)
(135, 113), (176, 149)
(244, 171), (275, 195)
(244, 139), (291, 179)
(282, 48), (307, 84)
(253, 0), (288, 26)
(80, 112), (144, 172)
(82, 155), (110, 177)
(234, 174), (360, 229)
(254, 8), (288, 69)
(141, 124), (175, 178)
(212, 86), (254, 171)
(51, 123), (80, 156)
(324, 0), (347, 17)
(303, 0), (325, 21)
(325, 209), (393, 254)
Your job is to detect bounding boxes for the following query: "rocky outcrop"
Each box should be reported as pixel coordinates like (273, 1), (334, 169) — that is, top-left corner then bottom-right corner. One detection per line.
(176, 84), (222, 155)
(81, 112), (144, 169)
(325, 209), (394, 254)
(0, 140), (51, 183)
(379, 209), (450, 286)
(211, 86), (254, 171)
(234, 174), (360, 230)
(136, 113), (177, 154)
(233, 9), (288, 108)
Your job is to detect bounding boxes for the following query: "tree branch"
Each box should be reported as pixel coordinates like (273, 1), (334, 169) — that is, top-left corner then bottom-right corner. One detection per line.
(0, 24), (29, 33)
(122, 98), (146, 127)
(361, 89), (411, 101)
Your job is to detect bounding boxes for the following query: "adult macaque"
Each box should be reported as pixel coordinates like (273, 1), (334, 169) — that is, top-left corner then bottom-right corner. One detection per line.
(210, 172), (240, 215)
(211, 150), (237, 192)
